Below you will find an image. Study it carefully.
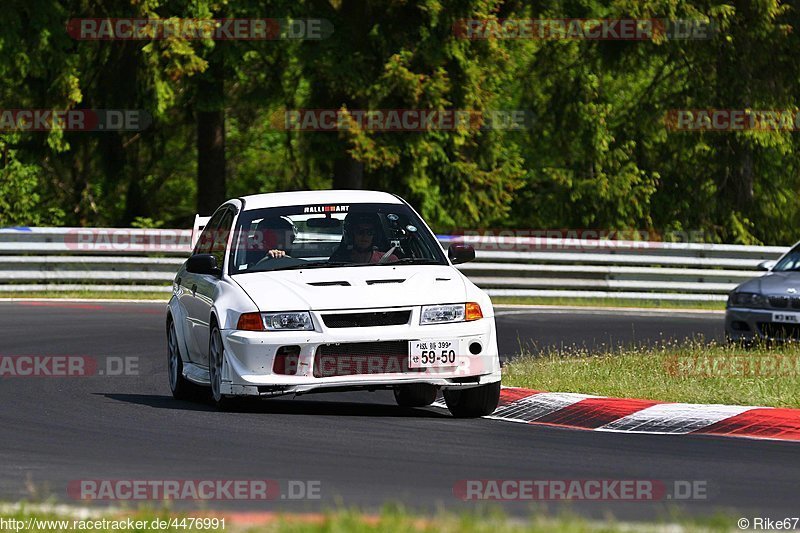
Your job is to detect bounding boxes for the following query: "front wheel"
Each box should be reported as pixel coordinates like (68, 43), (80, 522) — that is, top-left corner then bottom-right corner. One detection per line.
(443, 381), (501, 418)
(167, 319), (201, 401)
(209, 325), (240, 411)
(394, 384), (438, 407)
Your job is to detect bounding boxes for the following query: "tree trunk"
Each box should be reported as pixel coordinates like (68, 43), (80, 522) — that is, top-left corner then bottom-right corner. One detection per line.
(196, 48), (226, 215)
(333, 153), (364, 189)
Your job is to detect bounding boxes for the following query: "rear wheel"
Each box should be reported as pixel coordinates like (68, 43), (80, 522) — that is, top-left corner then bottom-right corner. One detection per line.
(444, 381), (501, 418)
(167, 319), (201, 400)
(394, 384), (438, 407)
(209, 325), (241, 411)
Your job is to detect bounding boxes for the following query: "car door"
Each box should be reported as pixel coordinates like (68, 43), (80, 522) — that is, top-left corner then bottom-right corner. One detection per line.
(182, 208), (226, 363)
(190, 206), (236, 367)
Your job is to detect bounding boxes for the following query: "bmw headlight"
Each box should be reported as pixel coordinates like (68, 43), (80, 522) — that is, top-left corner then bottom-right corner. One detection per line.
(728, 292), (767, 308)
(262, 312), (314, 331)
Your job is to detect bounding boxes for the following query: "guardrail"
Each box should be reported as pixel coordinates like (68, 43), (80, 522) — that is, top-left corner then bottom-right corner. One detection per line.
(0, 227), (788, 301)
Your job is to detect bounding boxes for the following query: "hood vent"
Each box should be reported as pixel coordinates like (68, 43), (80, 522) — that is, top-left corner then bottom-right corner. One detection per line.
(307, 281), (351, 287)
(366, 279), (405, 285)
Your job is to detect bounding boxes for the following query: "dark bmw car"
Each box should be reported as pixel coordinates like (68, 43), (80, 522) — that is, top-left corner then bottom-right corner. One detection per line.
(726, 243), (800, 342)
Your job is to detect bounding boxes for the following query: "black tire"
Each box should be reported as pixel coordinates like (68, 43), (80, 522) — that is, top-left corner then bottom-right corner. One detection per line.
(167, 318), (202, 401)
(209, 324), (242, 411)
(443, 381), (501, 418)
(394, 384), (438, 407)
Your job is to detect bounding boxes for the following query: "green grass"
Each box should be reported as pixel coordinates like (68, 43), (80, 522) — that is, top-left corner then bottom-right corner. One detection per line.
(492, 296), (725, 310)
(0, 505), (739, 533)
(0, 291), (169, 301)
(503, 340), (800, 408)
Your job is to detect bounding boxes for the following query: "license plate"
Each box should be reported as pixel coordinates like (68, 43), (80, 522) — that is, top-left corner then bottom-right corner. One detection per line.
(409, 339), (459, 368)
(772, 312), (800, 324)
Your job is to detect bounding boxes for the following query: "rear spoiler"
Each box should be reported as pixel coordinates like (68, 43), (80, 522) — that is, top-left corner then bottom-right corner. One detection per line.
(191, 214), (212, 249)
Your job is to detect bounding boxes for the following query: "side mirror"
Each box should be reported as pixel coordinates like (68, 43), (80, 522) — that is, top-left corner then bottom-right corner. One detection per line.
(757, 260), (776, 272)
(448, 243), (475, 265)
(186, 254), (221, 276)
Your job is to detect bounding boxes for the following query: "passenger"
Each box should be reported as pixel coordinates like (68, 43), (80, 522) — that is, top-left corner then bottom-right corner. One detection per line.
(330, 213), (398, 264)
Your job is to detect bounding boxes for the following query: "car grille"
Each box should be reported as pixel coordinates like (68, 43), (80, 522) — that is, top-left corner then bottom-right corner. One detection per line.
(313, 341), (420, 377)
(321, 310), (411, 328)
(769, 296), (790, 308)
(758, 322), (800, 340)
(765, 296), (800, 309)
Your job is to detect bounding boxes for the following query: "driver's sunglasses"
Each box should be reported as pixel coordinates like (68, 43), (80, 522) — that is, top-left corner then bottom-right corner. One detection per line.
(354, 228), (375, 236)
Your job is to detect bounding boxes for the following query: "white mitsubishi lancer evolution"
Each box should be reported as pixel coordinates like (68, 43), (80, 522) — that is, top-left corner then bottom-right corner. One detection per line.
(166, 190), (501, 417)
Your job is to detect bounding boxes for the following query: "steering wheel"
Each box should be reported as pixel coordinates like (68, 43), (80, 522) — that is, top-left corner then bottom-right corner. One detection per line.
(253, 255), (306, 268)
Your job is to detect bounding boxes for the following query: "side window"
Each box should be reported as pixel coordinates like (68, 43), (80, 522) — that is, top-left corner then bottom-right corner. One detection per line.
(774, 244), (799, 271)
(194, 209), (226, 255)
(211, 209), (235, 268)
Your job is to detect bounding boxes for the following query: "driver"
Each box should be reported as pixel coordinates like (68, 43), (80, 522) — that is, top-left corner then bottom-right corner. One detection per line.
(330, 213), (398, 264)
(253, 217), (296, 261)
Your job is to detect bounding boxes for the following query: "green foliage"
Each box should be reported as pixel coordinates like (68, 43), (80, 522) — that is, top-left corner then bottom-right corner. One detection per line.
(0, 137), (64, 226)
(0, 0), (798, 244)
(130, 216), (165, 228)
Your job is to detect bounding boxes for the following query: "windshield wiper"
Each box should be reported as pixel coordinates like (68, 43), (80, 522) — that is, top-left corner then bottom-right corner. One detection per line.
(275, 261), (353, 271)
(380, 258), (442, 266)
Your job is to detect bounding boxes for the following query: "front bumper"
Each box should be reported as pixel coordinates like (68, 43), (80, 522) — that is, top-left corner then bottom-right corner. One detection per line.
(218, 307), (501, 397)
(725, 307), (800, 342)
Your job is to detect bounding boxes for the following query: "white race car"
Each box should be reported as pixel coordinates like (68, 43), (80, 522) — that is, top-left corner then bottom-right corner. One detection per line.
(166, 190), (501, 417)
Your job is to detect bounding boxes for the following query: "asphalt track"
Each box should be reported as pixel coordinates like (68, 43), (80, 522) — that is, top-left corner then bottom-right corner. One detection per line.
(1, 301), (797, 523)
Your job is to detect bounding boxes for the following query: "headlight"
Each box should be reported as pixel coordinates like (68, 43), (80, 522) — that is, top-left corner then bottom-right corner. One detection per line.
(420, 303), (483, 324)
(236, 311), (314, 331)
(728, 292), (767, 308)
(262, 312), (314, 331)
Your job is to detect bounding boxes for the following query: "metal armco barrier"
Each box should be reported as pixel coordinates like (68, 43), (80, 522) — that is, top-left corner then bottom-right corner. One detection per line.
(0, 227), (788, 301)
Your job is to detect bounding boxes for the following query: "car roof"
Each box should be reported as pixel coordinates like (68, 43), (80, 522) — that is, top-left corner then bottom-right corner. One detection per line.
(238, 190), (403, 211)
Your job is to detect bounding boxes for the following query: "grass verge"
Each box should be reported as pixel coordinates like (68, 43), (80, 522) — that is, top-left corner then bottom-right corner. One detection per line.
(502, 340), (800, 408)
(0, 291), (169, 301)
(492, 296), (725, 310)
(0, 505), (738, 533)
(0, 292), (726, 310)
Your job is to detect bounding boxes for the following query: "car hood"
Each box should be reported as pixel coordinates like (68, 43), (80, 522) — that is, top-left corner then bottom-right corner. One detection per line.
(232, 265), (468, 311)
(736, 271), (800, 296)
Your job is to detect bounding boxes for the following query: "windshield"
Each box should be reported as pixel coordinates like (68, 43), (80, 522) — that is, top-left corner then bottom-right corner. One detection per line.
(229, 202), (447, 274)
(773, 246), (800, 272)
